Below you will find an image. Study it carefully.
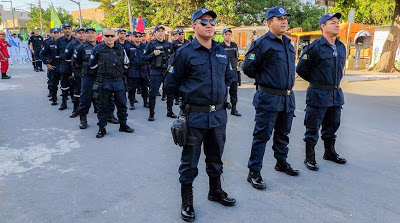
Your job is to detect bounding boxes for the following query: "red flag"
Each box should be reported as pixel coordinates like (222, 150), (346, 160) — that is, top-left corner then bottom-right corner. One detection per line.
(136, 16), (145, 33)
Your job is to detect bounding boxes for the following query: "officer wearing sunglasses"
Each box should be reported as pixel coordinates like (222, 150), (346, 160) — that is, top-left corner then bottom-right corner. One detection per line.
(243, 6), (300, 191)
(165, 8), (237, 222)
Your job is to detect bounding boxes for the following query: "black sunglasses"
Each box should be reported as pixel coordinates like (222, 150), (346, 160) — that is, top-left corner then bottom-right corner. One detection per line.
(104, 34), (115, 38)
(199, 19), (216, 26)
(134, 35), (141, 38)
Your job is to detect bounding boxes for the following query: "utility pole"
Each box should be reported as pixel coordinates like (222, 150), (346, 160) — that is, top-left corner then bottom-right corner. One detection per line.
(127, 0), (134, 32)
(38, 0), (43, 33)
(70, 0), (83, 28)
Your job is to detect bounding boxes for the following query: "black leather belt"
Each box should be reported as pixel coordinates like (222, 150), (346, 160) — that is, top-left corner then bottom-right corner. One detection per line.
(102, 77), (124, 82)
(131, 65), (143, 69)
(310, 83), (340, 90)
(189, 103), (224, 113)
(258, 85), (292, 96)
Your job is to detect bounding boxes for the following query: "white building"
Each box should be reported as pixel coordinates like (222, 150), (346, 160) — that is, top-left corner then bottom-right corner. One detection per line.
(371, 25), (400, 66)
(0, 4), (29, 33)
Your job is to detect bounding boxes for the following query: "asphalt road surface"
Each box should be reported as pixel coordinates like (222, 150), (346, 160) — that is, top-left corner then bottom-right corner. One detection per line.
(1, 63), (399, 223)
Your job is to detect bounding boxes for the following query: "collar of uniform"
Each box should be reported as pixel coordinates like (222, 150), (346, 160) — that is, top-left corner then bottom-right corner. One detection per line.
(192, 38), (218, 50)
(320, 35), (341, 46)
(267, 31), (291, 43)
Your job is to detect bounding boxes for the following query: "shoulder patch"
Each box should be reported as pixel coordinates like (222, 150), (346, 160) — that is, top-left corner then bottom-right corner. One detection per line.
(248, 53), (256, 60)
(90, 55), (94, 60)
(302, 54), (308, 60)
(168, 65), (174, 74)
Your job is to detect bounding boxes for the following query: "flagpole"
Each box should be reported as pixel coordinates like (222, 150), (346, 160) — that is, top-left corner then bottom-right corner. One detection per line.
(1, 0), (16, 33)
(127, 0), (133, 32)
(70, 0), (83, 28)
(39, 0), (43, 34)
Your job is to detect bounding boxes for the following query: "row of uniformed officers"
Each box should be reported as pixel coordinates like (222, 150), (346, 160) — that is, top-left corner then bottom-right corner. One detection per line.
(40, 6), (347, 222)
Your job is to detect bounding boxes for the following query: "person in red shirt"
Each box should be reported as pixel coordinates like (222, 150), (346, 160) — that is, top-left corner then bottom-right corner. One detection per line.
(0, 32), (11, 79)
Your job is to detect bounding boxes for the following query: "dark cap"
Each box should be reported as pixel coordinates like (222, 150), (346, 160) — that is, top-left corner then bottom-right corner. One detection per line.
(85, 27), (96, 32)
(191, 8), (217, 23)
(154, 25), (165, 32)
(131, 31), (140, 36)
(62, 23), (72, 28)
(75, 27), (85, 33)
(117, 28), (127, 33)
(50, 28), (61, 33)
(222, 28), (232, 34)
(319, 13), (342, 26)
(126, 31), (131, 36)
(266, 6), (291, 20)
(175, 29), (184, 34)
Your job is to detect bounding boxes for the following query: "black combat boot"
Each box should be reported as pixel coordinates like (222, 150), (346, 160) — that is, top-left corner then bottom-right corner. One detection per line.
(70, 100), (79, 118)
(247, 170), (266, 190)
(275, 160), (300, 176)
(59, 96), (68, 110)
(96, 127), (107, 138)
(79, 115), (87, 129)
(230, 103), (242, 116)
(181, 183), (195, 222)
(51, 90), (58, 106)
(129, 100), (135, 110)
(47, 89), (51, 97)
(119, 124), (134, 133)
(167, 107), (177, 118)
(143, 99), (149, 108)
(304, 142), (319, 171)
(107, 114), (119, 124)
(208, 176), (236, 206)
(1, 73), (11, 79)
(161, 90), (166, 101)
(323, 139), (347, 164)
(148, 109), (155, 121)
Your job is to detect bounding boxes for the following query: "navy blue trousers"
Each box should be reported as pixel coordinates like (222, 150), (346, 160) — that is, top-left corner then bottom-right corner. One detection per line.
(248, 110), (294, 172)
(304, 105), (341, 144)
(179, 125), (226, 184)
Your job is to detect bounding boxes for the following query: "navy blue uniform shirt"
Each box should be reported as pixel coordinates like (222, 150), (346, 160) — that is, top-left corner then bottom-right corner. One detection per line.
(56, 36), (76, 72)
(296, 36), (346, 107)
(125, 41), (147, 78)
(242, 31), (296, 112)
(39, 38), (58, 65)
(165, 38), (236, 129)
(72, 41), (97, 77)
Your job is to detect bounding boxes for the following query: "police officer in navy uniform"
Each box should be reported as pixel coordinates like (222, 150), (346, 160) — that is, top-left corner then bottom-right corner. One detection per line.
(56, 23), (77, 110)
(115, 29), (129, 47)
(65, 27), (86, 118)
(73, 27), (99, 129)
(41, 28), (58, 98)
(220, 28), (242, 116)
(125, 31), (149, 110)
(165, 8), (236, 222)
(89, 28), (134, 138)
(172, 29), (189, 52)
(144, 25), (176, 121)
(296, 13), (347, 171)
(40, 28), (62, 106)
(29, 28), (44, 72)
(243, 6), (300, 190)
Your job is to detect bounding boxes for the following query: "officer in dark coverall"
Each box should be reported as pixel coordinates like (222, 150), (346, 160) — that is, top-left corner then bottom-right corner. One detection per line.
(41, 29), (58, 98)
(125, 31), (149, 110)
(165, 8), (236, 222)
(73, 27), (99, 129)
(40, 28), (62, 106)
(243, 6), (300, 191)
(220, 28), (241, 116)
(56, 23), (76, 110)
(65, 27), (86, 118)
(29, 28), (44, 72)
(144, 25), (176, 121)
(296, 13), (347, 171)
(89, 28), (134, 138)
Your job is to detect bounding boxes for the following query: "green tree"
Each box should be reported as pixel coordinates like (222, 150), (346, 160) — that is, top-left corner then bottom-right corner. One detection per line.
(27, 6), (75, 33)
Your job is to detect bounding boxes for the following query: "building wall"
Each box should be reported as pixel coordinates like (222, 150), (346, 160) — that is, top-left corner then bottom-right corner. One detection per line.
(71, 8), (105, 23)
(371, 27), (400, 65)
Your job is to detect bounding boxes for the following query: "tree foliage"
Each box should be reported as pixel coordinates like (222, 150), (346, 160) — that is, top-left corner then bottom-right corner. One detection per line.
(27, 6), (75, 32)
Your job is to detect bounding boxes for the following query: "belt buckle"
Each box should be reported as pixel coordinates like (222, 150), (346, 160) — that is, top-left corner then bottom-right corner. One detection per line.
(209, 105), (216, 112)
(287, 90), (291, 95)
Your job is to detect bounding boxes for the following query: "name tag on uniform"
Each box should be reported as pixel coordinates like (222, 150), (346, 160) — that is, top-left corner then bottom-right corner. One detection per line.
(85, 50), (92, 55)
(216, 54), (226, 58)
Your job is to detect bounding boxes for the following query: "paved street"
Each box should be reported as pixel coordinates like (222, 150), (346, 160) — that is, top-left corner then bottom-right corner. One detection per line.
(1, 63), (399, 223)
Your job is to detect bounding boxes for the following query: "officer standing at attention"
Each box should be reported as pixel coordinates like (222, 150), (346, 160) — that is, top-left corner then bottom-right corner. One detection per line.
(220, 28), (241, 116)
(56, 23), (76, 111)
(172, 29), (189, 52)
(29, 28), (44, 72)
(89, 28), (134, 138)
(165, 8), (236, 222)
(243, 6), (299, 190)
(40, 28), (62, 106)
(144, 25), (176, 121)
(73, 27), (99, 129)
(66, 27), (86, 118)
(41, 29), (57, 97)
(296, 13), (347, 171)
(115, 29), (129, 47)
(125, 31), (149, 110)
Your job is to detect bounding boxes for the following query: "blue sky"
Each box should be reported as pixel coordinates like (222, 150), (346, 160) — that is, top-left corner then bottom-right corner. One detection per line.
(6, 0), (101, 13)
